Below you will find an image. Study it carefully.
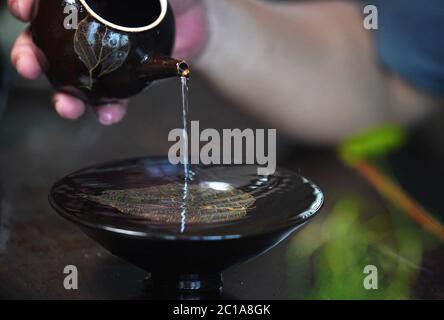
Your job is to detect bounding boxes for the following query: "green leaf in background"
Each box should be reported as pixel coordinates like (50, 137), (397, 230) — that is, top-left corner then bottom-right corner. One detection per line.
(339, 125), (407, 165)
(287, 195), (424, 300)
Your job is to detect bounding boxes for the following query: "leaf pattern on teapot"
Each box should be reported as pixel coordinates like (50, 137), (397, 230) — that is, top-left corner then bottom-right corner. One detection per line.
(73, 17), (130, 90)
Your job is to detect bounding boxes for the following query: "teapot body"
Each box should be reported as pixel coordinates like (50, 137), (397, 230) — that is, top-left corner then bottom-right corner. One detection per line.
(31, 0), (176, 103)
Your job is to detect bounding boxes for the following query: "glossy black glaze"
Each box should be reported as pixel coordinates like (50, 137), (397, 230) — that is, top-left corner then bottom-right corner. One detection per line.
(31, 0), (181, 103)
(49, 157), (324, 295)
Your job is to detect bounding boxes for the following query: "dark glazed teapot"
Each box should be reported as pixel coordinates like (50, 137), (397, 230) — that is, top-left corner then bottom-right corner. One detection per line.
(31, 0), (189, 104)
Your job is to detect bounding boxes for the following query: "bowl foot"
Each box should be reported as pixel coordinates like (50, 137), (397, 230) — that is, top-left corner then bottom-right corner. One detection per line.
(146, 273), (223, 300)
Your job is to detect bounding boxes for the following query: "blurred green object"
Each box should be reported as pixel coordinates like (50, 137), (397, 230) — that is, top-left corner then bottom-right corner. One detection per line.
(338, 123), (444, 241)
(339, 126), (408, 165)
(287, 195), (425, 299)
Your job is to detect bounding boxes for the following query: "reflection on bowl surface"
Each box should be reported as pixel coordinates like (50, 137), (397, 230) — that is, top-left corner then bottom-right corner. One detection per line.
(50, 157), (323, 239)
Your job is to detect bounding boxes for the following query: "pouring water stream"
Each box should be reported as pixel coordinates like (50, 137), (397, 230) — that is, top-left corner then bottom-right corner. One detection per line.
(180, 76), (191, 233)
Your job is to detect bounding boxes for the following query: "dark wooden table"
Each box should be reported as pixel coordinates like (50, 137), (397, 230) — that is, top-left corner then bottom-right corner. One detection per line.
(0, 75), (443, 300)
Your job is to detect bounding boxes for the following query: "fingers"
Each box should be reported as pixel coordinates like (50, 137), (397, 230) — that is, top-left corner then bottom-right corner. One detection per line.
(11, 30), (127, 125)
(8, 0), (36, 22)
(53, 94), (129, 125)
(9, 0), (129, 126)
(11, 30), (43, 80)
(53, 93), (86, 120)
(94, 100), (129, 126)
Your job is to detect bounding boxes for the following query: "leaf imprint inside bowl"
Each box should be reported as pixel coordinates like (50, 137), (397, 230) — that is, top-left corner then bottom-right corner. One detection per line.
(85, 183), (256, 224)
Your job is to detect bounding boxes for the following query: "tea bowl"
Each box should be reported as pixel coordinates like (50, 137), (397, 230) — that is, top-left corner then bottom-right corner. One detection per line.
(49, 157), (323, 298)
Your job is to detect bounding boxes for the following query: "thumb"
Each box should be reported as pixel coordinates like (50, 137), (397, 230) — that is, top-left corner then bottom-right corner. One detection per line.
(93, 100), (129, 126)
(172, 0), (208, 61)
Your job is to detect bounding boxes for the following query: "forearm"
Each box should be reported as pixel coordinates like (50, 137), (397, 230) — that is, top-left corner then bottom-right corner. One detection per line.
(194, 0), (437, 144)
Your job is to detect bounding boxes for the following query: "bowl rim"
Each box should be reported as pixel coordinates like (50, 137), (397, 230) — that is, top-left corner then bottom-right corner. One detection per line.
(49, 157), (324, 241)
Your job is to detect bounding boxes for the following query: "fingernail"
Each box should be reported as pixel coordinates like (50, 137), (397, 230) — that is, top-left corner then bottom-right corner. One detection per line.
(99, 111), (115, 126)
(54, 98), (64, 116)
(54, 98), (72, 120)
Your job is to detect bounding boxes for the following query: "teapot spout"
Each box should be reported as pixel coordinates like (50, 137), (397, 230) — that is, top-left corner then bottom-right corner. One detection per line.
(139, 54), (190, 80)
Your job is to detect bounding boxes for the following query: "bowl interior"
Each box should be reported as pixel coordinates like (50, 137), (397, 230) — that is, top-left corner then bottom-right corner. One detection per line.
(49, 157), (323, 241)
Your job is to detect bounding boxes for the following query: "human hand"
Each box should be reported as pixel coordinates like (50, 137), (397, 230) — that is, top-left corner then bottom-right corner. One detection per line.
(8, 0), (208, 125)
(170, 0), (207, 60)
